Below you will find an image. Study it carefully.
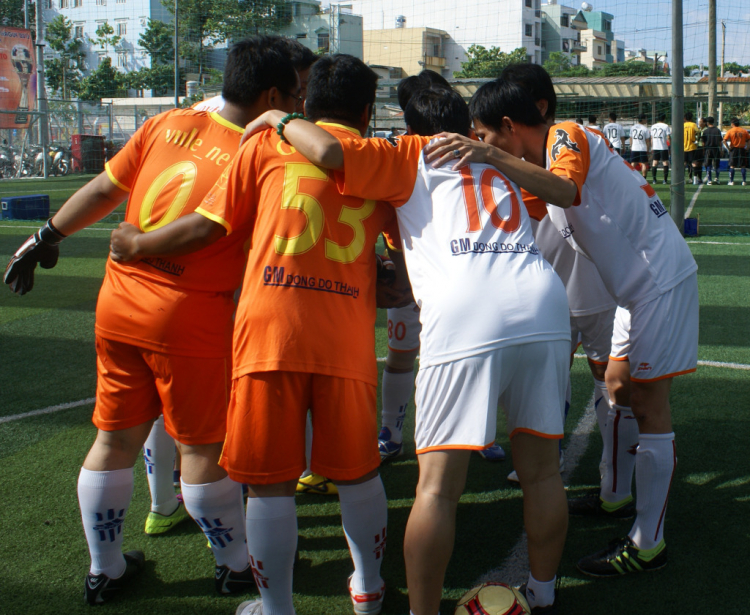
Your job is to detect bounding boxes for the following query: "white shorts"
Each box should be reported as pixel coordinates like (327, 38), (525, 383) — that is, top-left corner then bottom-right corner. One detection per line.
(387, 302), (421, 353)
(610, 273), (699, 381)
(570, 308), (617, 365)
(413, 341), (569, 454)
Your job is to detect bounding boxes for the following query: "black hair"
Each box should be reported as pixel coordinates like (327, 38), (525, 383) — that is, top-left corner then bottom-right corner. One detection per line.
(222, 36), (298, 107)
(469, 79), (546, 130)
(684, 111), (694, 121)
(575, 118), (583, 124)
(706, 116), (715, 125)
(731, 117), (740, 126)
(271, 37), (318, 72)
(588, 115), (597, 124)
(638, 114), (647, 122)
(659, 114), (667, 122)
(500, 63), (557, 120)
(397, 70), (451, 111)
(609, 112), (617, 121)
(305, 54), (378, 125)
(404, 87), (470, 137)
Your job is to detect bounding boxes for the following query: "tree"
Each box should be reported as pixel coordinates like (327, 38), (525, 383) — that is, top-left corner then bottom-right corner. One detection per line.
(599, 62), (654, 77)
(95, 21), (122, 55)
(124, 65), (175, 96)
(684, 64), (700, 77)
(213, 0), (292, 40)
(722, 62), (749, 76)
(78, 57), (125, 101)
(45, 15), (86, 99)
(0, 0), (34, 29)
(139, 19), (174, 65)
(453, 45), (528, 78)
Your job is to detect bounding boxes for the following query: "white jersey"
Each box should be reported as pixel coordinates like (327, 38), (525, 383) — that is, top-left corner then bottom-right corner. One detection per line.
(650, 123), (671, 150)
(544, 122), (697, 310)
(335, 136), (570, 368)
(602, 122), (625, 149)
(191, 95), (225, 113)
(629, 124), (651, 151)
(588, 124), (601, 132)
(531, 216), (617, 316)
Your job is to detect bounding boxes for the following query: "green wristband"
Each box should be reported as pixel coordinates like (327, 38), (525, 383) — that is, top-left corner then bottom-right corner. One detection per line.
(276, 112), (308, 142)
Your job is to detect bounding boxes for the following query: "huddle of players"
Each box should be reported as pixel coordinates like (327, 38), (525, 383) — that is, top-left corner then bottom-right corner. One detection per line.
(685, 113), (750, 186)
(3, 37), (699, 615)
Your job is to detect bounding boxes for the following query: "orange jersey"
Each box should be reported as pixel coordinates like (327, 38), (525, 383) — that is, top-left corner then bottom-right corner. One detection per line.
(724, 126), (750, 149)
(197, 123), (399, 385)
(96, 109), (247, 358)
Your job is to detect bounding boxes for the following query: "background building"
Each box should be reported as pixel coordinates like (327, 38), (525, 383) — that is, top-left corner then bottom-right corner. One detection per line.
(279, 1), (363, 58)
(540, 2), (588, 65)
(350, 0), (544, 75)
(364, 27), (448, 78)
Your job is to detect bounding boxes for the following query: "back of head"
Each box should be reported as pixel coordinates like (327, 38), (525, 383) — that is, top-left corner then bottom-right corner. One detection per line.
(684, 111), (694, 122)
(731, 117), (740, 126)
(305, 54), (378, 125)
(501, 63), (557, 121)
(609, 112), (617, 122)
(658, 114), (667, 123)
(222, 36), (298, 107)
(706, 116), (715, 125)
(270, 37), (318, 72)
(588, 115), (597, 124)
(575, 118), (583, 125)
(397, 75), (422, 111)
(418, 69), (451, 90)
(404, 87), (470, 137)
(638, 114), (647, 124)
(469, 78), (546, 130)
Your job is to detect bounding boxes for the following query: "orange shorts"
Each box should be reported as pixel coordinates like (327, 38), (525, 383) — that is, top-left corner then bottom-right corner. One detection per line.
(93, 336), (230, 445)
(220, 371), (380, 484)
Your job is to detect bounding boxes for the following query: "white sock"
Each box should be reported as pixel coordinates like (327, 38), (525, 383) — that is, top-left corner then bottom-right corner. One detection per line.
(381, 370), (414, 443)
(600, 405), (639, 504)
(525, 573), (556, 609)
(78, 467), (134, 577)
(181, 476), (248, 572)
(300, 412), (313, 478)
(338, 476), (387, 594)
(593, 379), (612, 479)
(246, 496), (297, 615)
(629, 433), (676, 550)
(143, 416), (179, 514)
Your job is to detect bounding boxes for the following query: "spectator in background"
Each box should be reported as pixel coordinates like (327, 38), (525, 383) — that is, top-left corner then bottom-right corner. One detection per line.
(702, 116), (723, 185)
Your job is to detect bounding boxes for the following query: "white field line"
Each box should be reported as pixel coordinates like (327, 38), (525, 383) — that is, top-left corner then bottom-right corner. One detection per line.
(476, 393), (598, 587)
(687, 240), (750, 245)
(701, 223), (750, 227)
(0, 398), (95, 425)
(685, 183), (704, 218)
(2, 357), (748, 426)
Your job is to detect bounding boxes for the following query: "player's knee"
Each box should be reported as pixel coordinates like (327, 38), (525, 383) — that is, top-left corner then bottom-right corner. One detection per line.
(587, 359), (607, 381)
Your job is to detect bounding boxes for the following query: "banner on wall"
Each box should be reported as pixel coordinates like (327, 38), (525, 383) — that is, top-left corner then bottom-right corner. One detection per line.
(0, 27), (37, 129)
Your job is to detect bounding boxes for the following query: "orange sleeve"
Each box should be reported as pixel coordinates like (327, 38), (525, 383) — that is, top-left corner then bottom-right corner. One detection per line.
(546, 123), (590, 207)
(520, 188), (549, 221)
(105, 115), (155, 191)
(195, 134), (259, 235)
(334, 135), (429, 206)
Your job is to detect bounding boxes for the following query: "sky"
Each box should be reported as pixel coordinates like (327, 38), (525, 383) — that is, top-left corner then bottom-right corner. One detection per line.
(558, 0), (750, 67)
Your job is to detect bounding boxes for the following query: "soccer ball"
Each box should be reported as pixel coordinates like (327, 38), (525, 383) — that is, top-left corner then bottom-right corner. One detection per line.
(455, 583), (530, 615)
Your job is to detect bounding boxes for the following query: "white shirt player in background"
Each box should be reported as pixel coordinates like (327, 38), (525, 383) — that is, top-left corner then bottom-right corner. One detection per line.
(192, 95), (226, 112)
(628, 114), (651, 178)
(587, 114), (601, 131)
(602, 112), (625, 155)
(255, 86), (572, 614)
(430, 76), (698, 581)
(650, 115), (672, 185)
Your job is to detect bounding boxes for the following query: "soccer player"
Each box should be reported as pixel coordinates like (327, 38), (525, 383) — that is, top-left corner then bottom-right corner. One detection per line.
(650, 115), (671, 184)
(628, 114), (651, 178)
(587, 114), (600, 131)
(110, 54), (408, 615)
(427, 73), (698, 580)
(702, 116), (723, 185)
(242, 84), (571, 615)
(378, 72), (506, 464)
(602, 112), (625, 156)
(4, 37), (301, 604)
(723, 117), (750, 185)
(683, 111), (700, 182)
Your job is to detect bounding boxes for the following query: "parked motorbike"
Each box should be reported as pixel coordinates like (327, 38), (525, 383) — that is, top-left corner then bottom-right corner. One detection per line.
(31, 143), (71, 177)
(0, 143), (15, 178)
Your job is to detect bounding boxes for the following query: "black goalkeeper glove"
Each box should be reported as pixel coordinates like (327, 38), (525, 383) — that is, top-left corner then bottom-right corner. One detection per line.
(4, 219), (66, 295)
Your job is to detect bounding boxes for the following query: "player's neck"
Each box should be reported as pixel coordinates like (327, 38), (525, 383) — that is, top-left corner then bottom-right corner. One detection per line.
(218, 102), (263, 132)
(523, 124), (548, 167)
(314, 117), (365, 136)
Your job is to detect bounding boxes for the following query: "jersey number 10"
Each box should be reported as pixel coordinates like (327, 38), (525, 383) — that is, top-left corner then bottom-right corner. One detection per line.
(460, 167), (521, 234)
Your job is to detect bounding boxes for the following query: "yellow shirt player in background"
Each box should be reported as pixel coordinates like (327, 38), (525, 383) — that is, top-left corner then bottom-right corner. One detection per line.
(3, 36), (300, 605)
(723, 117), (750, 185)
(683, 111), (700, 183)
